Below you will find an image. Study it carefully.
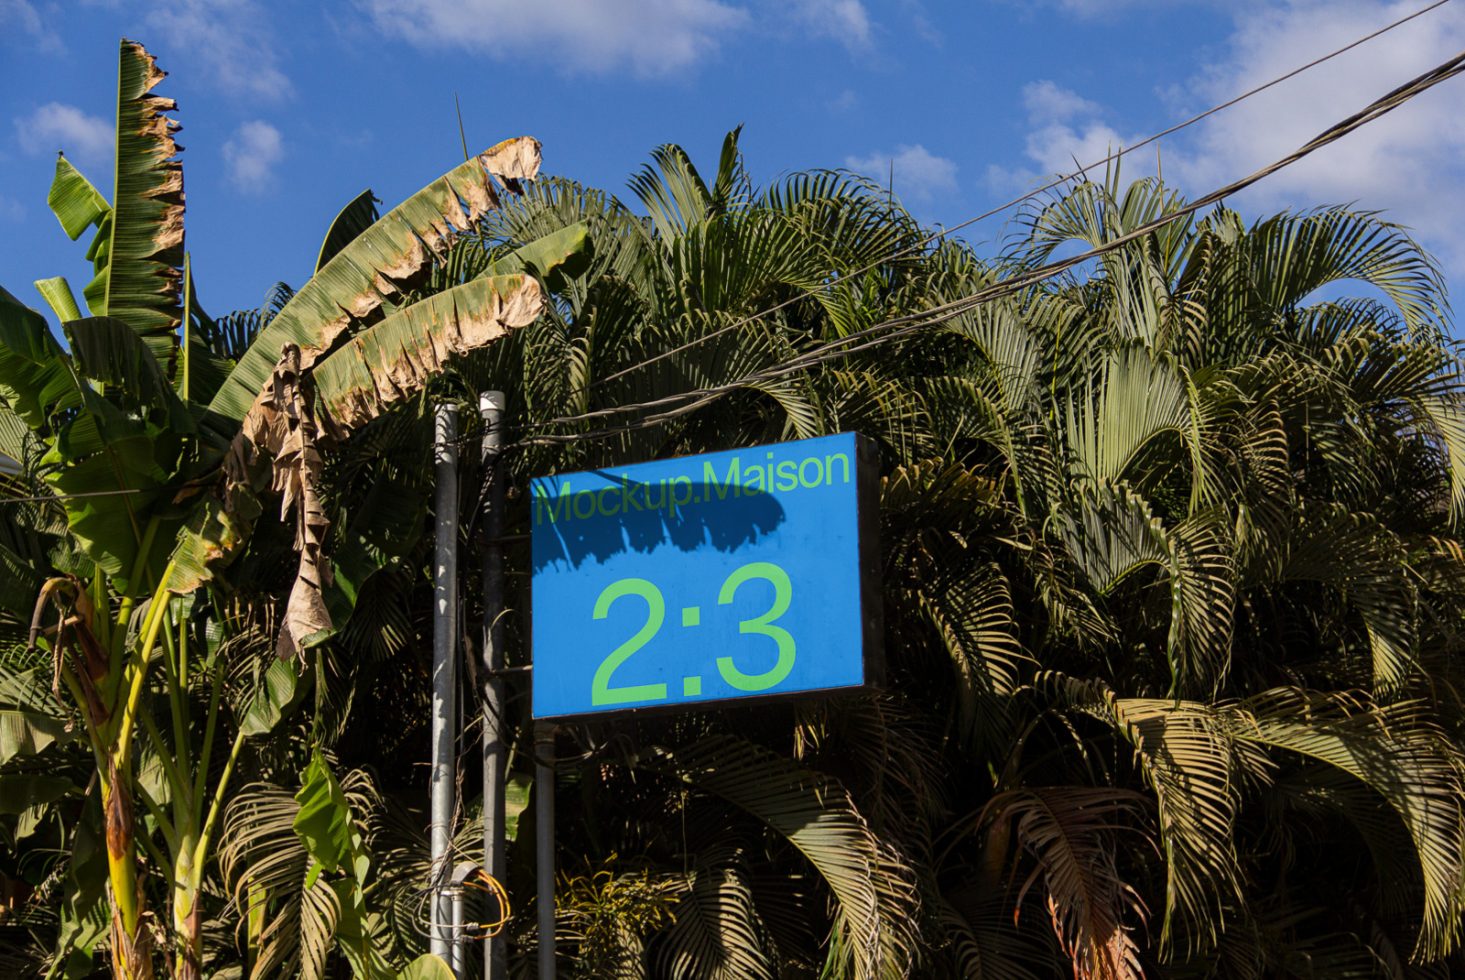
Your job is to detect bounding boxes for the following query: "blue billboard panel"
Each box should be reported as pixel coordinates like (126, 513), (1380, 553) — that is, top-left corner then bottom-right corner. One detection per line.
(530, 432), (881, 720)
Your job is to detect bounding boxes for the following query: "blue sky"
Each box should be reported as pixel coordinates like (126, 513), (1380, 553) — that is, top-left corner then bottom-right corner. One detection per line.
(3, 0), (1464, 318)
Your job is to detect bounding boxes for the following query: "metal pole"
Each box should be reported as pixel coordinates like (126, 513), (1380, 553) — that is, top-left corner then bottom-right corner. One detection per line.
(450, 863), (479, 979)
(479, 391), (508, 980)
(431, 404), (460, 963)
(535, 724), (556, 979)
(448, 886), (465, 978)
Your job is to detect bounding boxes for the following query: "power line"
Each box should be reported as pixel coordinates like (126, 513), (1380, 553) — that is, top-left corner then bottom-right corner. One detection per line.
(531, 0), (1453, 411)
(511, 46), (1465, 450)
(6, 9), (1456, 502)
(0, 479), (213, 506)
(76, 0), (1450, 471)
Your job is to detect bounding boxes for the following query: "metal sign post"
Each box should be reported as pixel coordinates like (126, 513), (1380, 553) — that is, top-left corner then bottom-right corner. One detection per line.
(430, 405), (460, 963)
(535, 723), (556, 979)
(479, 392), (509, 980)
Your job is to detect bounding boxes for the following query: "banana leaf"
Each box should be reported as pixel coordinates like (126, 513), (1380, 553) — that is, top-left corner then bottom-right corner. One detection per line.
(316, 188), (379, 273)
(0, 286), (80, 429)
(46, 155), (108, 242)
(311, 274), (542, 437)
(84, 40), (186, 373)
(64, 315), (192, 430)
(210, 136), (542, 422)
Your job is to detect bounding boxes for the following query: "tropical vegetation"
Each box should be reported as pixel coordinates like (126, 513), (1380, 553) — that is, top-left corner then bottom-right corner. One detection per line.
(5, 35), (1465, 980)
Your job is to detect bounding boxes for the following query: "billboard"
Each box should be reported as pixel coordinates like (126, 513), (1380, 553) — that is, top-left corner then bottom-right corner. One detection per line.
(530, 432), (881, 719)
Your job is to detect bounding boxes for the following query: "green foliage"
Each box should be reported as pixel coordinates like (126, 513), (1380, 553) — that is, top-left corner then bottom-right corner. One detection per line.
(316, 189), (380, 274)
(439, 151), (1465, 977)
(0, 40), (568, 980)
(89, 40), (187, 367)
(293, 748), (357, 886)
(6, 85), (1465, 979)
(236, 652), (306, 738)
(45, 156), (108, 242)
(398, 953), (455, 980)
(556, 863), (682, 977)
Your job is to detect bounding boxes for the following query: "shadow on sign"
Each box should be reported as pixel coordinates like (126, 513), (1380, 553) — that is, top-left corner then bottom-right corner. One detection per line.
(531, 475), (786, 573)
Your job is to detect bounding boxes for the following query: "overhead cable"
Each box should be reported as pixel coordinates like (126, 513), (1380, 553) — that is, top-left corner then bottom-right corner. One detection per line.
(513, 47), (1465, 449)
(5, 15), (1458, 505)
(575, 0), (1454, 396)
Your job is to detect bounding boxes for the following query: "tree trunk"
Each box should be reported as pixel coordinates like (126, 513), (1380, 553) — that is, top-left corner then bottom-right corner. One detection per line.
(173, 894), (202, 980)
(109, 910), (155, 980)
(172, 846), (202, 980)
(104, 765), (154, 979)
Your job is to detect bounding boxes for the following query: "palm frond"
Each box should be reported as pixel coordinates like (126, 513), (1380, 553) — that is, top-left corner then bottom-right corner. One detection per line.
(654, 735), (920, 979)
(1233, 689), (1465, 960)
(651, 852), (775, 980)
(983, 786), (1150, 980)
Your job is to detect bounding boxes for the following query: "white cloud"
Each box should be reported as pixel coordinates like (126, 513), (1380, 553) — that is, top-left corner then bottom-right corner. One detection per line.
(1054, 0), (1146, 15)
(994, 2), (1465, 279)
(787, 0), (872, 51)
(1167, 0), (1465, 273)
(846, 144), (958, 203)
(145, 0), (292, 100)
(1022, 119), (1135, 181)
(360, 0), (748, 77)
(898, 0), (942, 46)
(1046, 0), (1213, 18)
(1, 0), (62, 51)
(0, 0), (38, 27)
(14, 102), (113, 167)
(1022, 80), (1100, 122)
(222, 120), (284, 193)
(985, 81), (1147, 194)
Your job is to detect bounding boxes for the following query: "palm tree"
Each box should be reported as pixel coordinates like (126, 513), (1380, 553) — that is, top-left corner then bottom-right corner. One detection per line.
(320, 148), (1465, 976)
(847, 174), (1465, 975)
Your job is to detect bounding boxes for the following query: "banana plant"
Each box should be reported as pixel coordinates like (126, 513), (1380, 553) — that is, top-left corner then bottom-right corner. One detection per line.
(4, 38), (586, 979)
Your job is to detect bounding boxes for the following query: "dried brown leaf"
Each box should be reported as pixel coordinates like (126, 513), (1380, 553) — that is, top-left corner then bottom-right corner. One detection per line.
(314, 274), (542, 438)
(225, 346), (333, 658)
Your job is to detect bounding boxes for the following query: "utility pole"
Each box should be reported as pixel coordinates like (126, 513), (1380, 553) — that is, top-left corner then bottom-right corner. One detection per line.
(430, 404), (460, 964)
(535, 724), (556, 979)
(479, 392), (508, 980)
